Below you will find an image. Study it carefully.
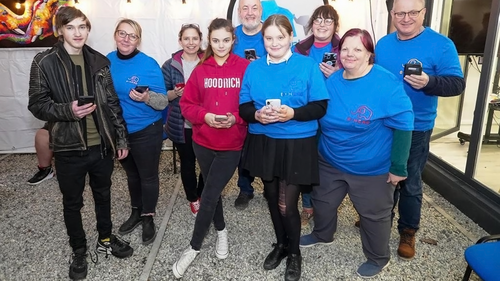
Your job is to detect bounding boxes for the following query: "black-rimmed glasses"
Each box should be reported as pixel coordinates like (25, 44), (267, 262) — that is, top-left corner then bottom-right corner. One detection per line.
(313, 18), (334, 26)
(116, 30), (139, 42)
(393, 7), (425, 19)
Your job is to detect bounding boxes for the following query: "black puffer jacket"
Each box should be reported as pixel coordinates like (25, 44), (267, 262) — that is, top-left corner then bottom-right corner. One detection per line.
(28, 41), (128, 155)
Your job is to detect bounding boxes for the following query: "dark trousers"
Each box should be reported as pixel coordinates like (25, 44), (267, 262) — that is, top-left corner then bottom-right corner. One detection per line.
(263, 178), (302, 255)
(312, 157), (394, 266)
(394, 129), (432, 233)
(54, 145), (114, 251)
(190, 142), (240, 251)
(120, 120), (163, 214)
(174, 128), (204, 202)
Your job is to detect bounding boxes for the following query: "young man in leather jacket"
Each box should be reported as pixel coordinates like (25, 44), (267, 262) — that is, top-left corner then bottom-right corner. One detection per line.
(27, 6), (132, 280)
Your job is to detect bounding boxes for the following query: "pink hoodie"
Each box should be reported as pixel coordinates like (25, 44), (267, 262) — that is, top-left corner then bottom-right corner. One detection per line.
(180, 53), (249, 151)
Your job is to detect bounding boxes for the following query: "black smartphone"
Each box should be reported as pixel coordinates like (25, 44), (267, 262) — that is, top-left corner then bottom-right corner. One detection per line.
(77, 95), (95, 106)
(134, 85), (149, 93)
(322, 52), (337, 67)
(404, 63), (422, 76)
(244, 49), (257, 60)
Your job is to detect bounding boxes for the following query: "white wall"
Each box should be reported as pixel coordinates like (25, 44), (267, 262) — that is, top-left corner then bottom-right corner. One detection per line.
(0, 0), (387, 153)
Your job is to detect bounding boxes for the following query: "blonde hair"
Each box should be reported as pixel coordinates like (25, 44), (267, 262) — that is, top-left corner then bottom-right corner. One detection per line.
(114, 18), (142, 45)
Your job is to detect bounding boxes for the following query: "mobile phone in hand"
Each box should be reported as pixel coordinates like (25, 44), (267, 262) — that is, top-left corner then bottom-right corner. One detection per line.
(322, 52), (337, 67)
(266, 99), (281, 109)
(244, 49), (257, 60)
(175, 83), (185, 88)
(77, 95), (95, 106)
(214, 115), (228, 122)
(134, 85), (149, 93)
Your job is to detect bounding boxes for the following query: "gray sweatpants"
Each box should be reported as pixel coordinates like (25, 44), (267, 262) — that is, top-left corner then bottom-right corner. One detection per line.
(311, 156), (395, 266)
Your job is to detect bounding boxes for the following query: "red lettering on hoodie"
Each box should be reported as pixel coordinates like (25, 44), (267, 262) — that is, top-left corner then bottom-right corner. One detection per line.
(180, 54), (250, 151)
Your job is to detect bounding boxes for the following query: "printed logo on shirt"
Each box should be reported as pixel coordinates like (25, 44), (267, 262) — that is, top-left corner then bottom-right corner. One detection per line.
(347, 105), (373, 125)
(204, 78), (241, 89)
(126, 75), (140, 85)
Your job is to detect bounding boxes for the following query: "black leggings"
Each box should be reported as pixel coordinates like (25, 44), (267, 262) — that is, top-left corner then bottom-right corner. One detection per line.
(263, 177), (301, 255)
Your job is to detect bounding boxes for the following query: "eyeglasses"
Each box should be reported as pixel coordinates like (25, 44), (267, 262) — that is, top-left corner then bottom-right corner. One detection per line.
(116, 30), (139, 42)
(393, 8), (425, 19)
(182, 23), (200, 29)
(313, 18), (334, 26)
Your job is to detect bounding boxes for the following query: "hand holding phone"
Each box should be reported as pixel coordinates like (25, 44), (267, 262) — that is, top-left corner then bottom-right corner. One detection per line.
(214, 114), (228, 122)
(322, 52), (337, 67)
(134, 85), (149, 93)
(77, 95), (95, 106)
(175, 83), (185, 89)
(266, 99), (281, 110)
(244, 49), (257, 61)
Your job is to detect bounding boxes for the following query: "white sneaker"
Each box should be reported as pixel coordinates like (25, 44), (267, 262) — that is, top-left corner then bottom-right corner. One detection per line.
(215, 228), (228, 259)
(172, 246), (199, 279)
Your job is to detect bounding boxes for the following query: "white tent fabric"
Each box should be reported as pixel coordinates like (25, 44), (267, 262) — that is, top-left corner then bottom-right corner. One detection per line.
(0, 0), (387, 153)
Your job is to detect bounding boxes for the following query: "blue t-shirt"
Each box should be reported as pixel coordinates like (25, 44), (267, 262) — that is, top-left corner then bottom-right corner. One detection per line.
(107, 51), (166, 134)
(307, 43), (332, 64)
(319, 65), (414, 176)
(233, 25), (267, 59)
(375, 28), (463, 131)
(239, 53), (329, 139)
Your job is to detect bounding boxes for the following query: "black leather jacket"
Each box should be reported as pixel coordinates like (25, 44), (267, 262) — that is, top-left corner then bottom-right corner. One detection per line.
(28, 41), (128, 155)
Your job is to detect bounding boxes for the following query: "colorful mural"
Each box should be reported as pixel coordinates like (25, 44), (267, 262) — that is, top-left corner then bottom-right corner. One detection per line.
(0, 0), (71, 48)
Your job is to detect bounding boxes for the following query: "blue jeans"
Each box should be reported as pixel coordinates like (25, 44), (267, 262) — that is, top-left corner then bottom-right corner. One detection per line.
(394, 129), (432, 233)
(237, 154), (254, 195)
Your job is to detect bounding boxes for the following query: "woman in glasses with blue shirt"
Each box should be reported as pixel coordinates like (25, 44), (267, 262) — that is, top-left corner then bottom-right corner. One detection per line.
(107, 18), (168, 246)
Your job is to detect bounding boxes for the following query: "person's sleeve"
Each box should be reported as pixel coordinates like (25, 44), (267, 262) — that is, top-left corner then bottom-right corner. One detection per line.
(239, 101), (258, 123)
(161, 59), (174, 91)
(179, 69), (207, 125)
(145, 62), (168, 110)
(422, 41), (465, 97)
(27, 58), (78, 122)
(422, 75), (465, 97)
(229, 60), (250, 125)
(292, 100), (328, 121)
(384, 82), (415, 131)
(308, 60), (330, 102)
(389, 129), (412, 177)
(146, 90), (168, 110)
(102, 67), (129, 150)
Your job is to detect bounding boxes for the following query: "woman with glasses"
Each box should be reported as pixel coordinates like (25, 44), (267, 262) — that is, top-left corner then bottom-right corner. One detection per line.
(300, 29), (414, 278)
(162, 23), (205, 218)
(293, 4), (342, 229)
(239, 15), (329, 281)
(172, 18), (249, 279)
(294, 5), (341, 78)
(107, 18), (168, 246)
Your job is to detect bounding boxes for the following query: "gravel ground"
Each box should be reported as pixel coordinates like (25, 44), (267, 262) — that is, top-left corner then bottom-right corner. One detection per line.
(0, 153), (487, 281)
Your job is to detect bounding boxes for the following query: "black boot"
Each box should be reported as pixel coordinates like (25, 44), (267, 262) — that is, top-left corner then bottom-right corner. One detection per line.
(118, 207), (141, 235)
(285, 253), (301, 281)
(263, 243), (288, 270)
(142, 215), (156, 245)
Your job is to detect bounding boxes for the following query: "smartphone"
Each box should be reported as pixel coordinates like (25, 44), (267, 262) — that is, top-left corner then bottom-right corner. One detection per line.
(77, 95), (95, 106)
(244, 49), (257, 61)
(266, 99), (281, 109)
(322, 52), (337, 67)
(403, 63), (422, 76)
(134, 85), (149, 93)
(175, 83), (185, 88)
(214, 115), (228, 122)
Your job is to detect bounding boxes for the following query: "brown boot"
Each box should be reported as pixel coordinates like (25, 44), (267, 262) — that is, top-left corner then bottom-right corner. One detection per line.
(398, 228), (416, 260)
